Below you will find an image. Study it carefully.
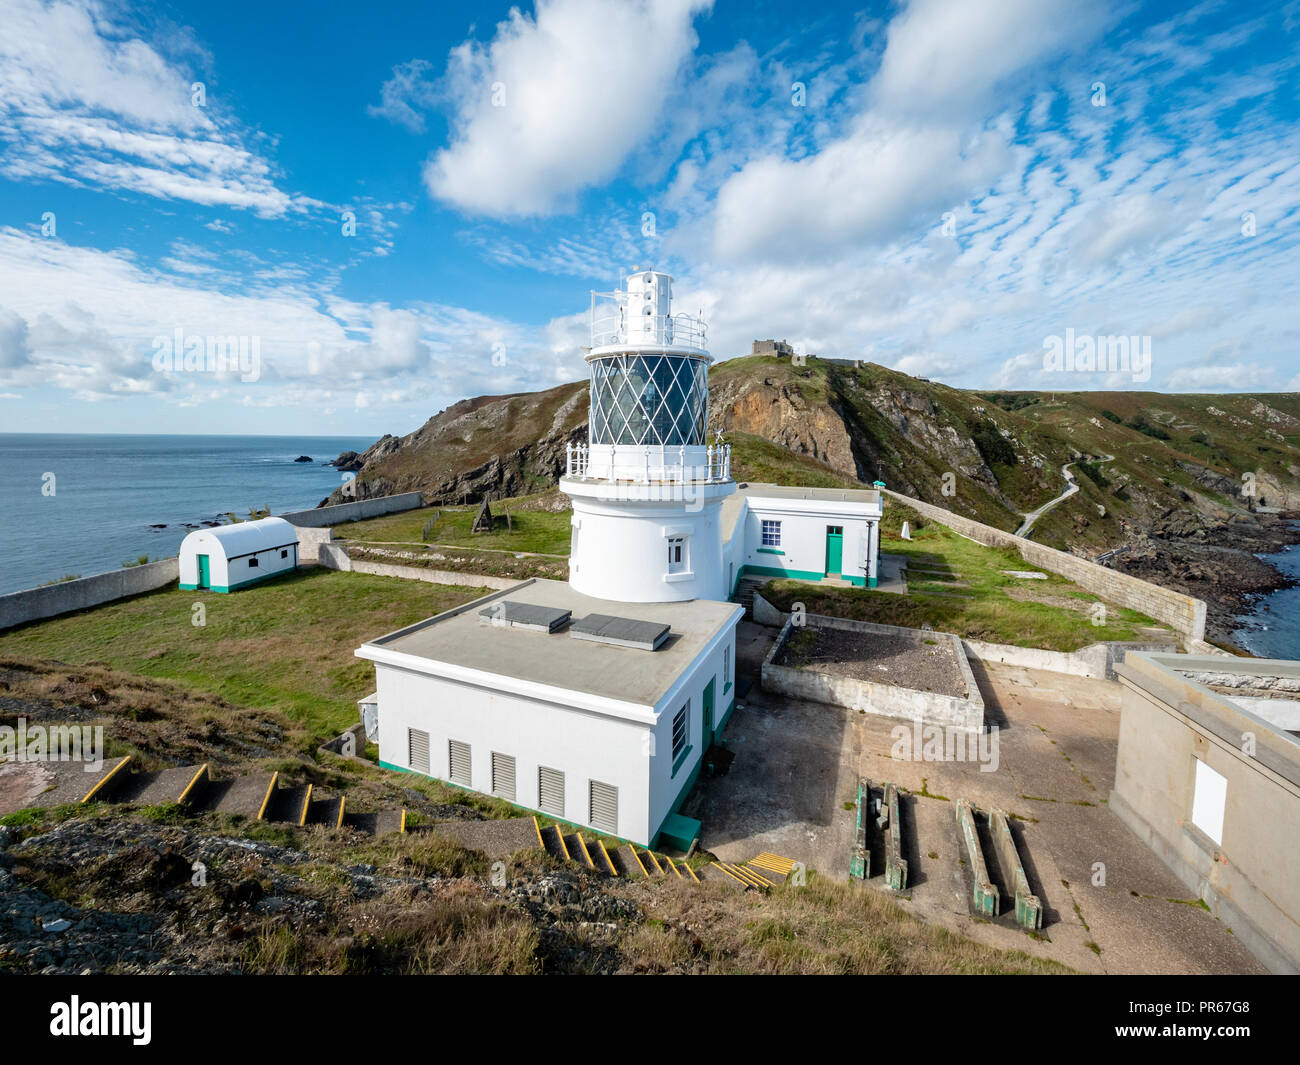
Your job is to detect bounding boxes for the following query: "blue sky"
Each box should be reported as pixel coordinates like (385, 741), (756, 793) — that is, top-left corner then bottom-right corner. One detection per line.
(0, 0), (1297, 437)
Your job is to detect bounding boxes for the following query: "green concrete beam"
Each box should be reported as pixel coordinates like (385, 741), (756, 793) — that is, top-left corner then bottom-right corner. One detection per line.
(956, 799), (999, 917)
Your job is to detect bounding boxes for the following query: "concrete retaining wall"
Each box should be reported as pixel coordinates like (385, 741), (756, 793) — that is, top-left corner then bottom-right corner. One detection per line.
(882, 488), (1207, 641)
(316, 542), (516, 590)
(762, 614), (985, 732)
(962, 637), (1176, 680)
(281, 491), (423, 529)
(293, 526), (334, 562)
(0, 558), (178, 632)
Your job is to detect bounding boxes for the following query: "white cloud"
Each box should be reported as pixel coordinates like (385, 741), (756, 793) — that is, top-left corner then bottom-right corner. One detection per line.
(0, 0), (312, 216)
(0, 307), (32, 368)
(369, 59), (439, 133)
(869, 0), (1113, 118)
(425, 0), (711, 217)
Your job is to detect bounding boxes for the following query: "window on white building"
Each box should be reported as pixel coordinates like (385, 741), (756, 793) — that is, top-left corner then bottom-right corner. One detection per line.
(761, 519), (781, 547)
(672, 701), (689, 761)
(667, 535), (687, 573)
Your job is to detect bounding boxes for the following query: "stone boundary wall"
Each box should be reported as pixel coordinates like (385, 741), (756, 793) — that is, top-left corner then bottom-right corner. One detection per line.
(881, 488), (1207, 641)
(0, 559), (178, 632)
(316, 542), (516, 590)
(280, 491), (423, 529)
(762, 613), (985, 732)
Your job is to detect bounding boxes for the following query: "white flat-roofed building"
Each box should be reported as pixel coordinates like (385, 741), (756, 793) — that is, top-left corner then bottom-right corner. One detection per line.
(721, 483), (883, 593)
(356, 578), (741, 848)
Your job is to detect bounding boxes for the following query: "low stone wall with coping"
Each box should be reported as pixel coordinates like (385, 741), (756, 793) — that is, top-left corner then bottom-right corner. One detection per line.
(280, 491), (423, 529)
(761, 613), (985, 732)
(0, 559), (178, 632)
(881, 488), (1207, 641)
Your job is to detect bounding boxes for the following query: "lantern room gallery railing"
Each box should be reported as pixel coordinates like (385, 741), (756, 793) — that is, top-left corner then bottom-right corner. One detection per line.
(564, 443), (731, 484)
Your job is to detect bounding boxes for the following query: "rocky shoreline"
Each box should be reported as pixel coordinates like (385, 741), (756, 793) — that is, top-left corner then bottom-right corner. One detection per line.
(1110, 513), (1300, 651)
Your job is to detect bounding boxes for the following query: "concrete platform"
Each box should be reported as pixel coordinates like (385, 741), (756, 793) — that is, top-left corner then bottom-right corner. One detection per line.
(685, 655), (1266, 974)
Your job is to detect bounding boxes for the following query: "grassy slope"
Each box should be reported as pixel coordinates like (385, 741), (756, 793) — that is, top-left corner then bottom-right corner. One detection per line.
(337, 492), (572, 555)
(764, 506), (1168, 651)
(0, 569), (489, 741)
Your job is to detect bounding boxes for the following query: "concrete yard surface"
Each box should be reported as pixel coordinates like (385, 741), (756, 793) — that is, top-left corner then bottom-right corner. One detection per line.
(686, 640), (1265, 974)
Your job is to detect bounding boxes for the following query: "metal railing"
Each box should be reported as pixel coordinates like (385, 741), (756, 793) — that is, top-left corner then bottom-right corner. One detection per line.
(565, 443), (730, 484)
(590, 292), (707, 349)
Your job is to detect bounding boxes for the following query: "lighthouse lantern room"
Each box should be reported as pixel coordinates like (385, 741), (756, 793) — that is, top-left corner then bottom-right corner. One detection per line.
(565, 270), (734, 603)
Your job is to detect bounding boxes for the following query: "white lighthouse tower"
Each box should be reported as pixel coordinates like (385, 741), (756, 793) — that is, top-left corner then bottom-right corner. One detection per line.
(562, 270), (734, 602)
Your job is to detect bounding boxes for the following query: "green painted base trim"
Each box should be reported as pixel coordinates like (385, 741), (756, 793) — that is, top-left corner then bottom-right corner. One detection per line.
(180, 567), (297, 594)
(756, 547), (785, 555)
(868, 576), (878, 588)
(652, 754), (703, 850)
(226, 567), (298, 592)
(846, 575), (866, 587)
(657, 812), (701, 852)
(742, 563), (824, 582)
(671, 744), (694, 776)
(714, 696), (736, 736)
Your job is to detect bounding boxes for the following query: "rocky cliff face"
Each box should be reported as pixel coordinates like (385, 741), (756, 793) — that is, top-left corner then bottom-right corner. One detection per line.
(325, 383), (588, 506)
(327, 355), (1300, 560)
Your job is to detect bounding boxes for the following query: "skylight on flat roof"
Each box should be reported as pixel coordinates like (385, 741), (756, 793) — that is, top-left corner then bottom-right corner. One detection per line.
(570, 613), (671, 651)
(478, 600), (572, 633)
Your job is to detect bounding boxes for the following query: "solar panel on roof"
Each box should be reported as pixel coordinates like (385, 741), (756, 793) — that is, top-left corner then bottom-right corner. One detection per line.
(477, 600), (572, 633)
(569, 613), (671, 651)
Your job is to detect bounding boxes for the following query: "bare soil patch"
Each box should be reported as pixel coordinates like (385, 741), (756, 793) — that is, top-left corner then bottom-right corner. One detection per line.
(777, 626), (966, 697)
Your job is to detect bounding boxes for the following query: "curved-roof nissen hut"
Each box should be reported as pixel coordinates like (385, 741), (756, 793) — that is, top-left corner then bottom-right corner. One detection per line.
(179, 516), (299, 593)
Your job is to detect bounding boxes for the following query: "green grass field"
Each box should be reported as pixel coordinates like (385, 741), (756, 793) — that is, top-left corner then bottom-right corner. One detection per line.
(763, 518), (1171, 652)
(336, 493), (572, 555)
(0, 569), (489, 741)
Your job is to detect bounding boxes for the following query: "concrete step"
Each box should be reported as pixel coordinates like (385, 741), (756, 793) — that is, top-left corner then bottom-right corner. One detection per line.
(612, 844), (646, 878)
(110, 763), (209, 807)
(747, 852), (795, 885)
(344, 809), (406, 836)
(193, 771), (278, 819)
(639, 847), (667, 879)
(564, 832), (595, 869)
(264, 783), (313, 826)
(540, 823), (569, 860)
(708, 862), (760, 889)
(305, 793), (345, 828)
(589, 837), (618, 875)
(661, 853), (685, 880)
(700, 863), (745, 888)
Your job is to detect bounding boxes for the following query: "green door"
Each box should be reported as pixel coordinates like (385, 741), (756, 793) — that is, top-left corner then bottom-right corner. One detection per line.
(196, 554), (210, 589)
(825, 526), (843, 576)
(702, 678), (715, 750)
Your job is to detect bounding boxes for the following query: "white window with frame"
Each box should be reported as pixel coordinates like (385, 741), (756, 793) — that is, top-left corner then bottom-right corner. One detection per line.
(761, 519), (781, 547)
(672, 701), (689, 762)
(491, 752), (516, 801)
(590, 780), (618, 834)
(1191, 757), (1227, 845)
(407, 728), (430, 774)
(539, 766), (565, 817)
(448, 739), (472, 787)
(667, 535), (687, 574)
